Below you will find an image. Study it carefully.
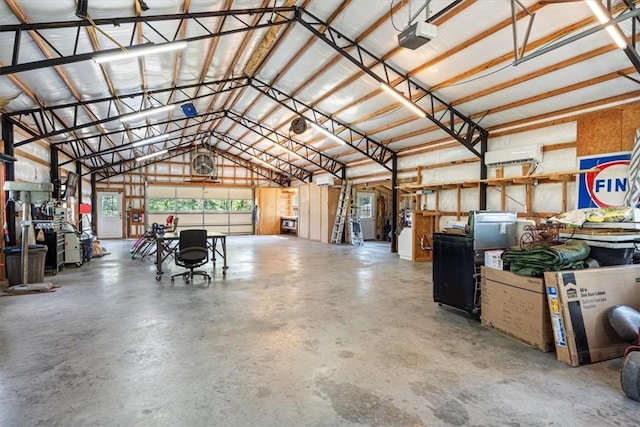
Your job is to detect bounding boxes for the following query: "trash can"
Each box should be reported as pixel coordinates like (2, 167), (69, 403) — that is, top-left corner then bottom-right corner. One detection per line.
(3, 245), (48, 286)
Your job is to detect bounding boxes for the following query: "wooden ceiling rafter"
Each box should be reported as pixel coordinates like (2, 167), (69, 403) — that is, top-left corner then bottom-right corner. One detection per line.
(472, 66), (638, 119)
(202, 2), (281, 169)
(225, 0), (476, 166)
(249, 0), (475, 159)
(86, 25), (134, 166)
(4, 0), (121, 175)
(2, 1), (636, 182)
(307, 0), (470, 110)
(157, 0), (191, 157)
(488, 91), (640, 134)
(214, 0), (406, 170)
(218, 0), (344, 160)
(349, 17), (637, 149)
(330, 3), (571, 134)
(322, 2), (630, 160)
(174, 0), (232, 149)
(369, 61), (635, 150)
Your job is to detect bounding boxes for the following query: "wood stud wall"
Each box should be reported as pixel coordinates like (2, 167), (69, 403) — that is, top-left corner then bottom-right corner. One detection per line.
(399, 102), (640, 221)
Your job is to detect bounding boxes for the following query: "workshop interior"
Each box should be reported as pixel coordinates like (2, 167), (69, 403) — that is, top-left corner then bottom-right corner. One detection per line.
(1, 0), (640, 424)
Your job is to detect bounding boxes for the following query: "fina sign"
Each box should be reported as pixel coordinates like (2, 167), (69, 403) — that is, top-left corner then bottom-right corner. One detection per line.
(577, 152), (631, 208)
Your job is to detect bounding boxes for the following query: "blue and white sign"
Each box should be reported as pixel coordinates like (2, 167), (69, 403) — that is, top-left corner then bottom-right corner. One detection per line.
(577, 152), (631, 208)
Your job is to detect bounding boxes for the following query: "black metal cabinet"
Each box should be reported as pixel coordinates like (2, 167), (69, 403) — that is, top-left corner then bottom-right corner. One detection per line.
(44, 230), (64, 273)
(432, 232), (478, 314)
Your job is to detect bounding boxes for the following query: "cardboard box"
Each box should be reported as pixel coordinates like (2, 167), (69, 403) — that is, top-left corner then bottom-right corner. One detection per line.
(544, 265), (640, 367)
(484, 250), (505, 270)
(481, 267), (554, 352)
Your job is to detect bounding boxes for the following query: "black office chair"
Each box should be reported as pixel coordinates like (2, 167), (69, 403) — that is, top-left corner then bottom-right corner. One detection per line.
(171, 229), (211, 284)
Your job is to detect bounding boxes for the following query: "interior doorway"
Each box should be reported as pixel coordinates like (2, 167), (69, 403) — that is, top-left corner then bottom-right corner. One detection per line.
(97, 192), (123, 239)
(356, 192), (375, 240)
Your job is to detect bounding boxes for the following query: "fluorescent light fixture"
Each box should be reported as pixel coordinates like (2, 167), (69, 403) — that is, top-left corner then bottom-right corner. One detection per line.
(120, 105), (176, 123)
(380, 83), (426, 118)
(584, 0), (628, 49)
(135, 149), (168, 162)
(309, 122), (347, 145)
(131, 134), (168, 147)
(252, 156), (279, 171)
(275, 144), (305, 160)
(93, 41), (188, 64)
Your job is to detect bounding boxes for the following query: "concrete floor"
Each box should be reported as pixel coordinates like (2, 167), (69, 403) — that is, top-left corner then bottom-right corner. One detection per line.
(1, 235), (639, 426)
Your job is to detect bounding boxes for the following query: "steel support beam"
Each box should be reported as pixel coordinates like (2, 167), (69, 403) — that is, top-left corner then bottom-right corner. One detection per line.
(93, 133), (291, 186)
(295, 7), (488, 157)
(249, 77), (396, 170)
(223, 110), (346, 178)
(6, 77), (248, 119)
(10, 79), (245, 147)
(391, 153), (398, 253)
(514, 8), (640, 74)
(211, 149), (291, 187)
(90, 173), (96, 234)
(50, 147), (60, 199)
(92, 144), (194, 178)
(0, 7), (297, 75)
(59, 111), (226, 167)
(3, 117), (17, 246)
(479, 134), (488, 210)
(210, 130), (313, 183)
(76, 161), (83, 204)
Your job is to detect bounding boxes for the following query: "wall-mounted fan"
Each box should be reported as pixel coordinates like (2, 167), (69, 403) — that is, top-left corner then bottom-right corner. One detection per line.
(191, 150), (218, 178)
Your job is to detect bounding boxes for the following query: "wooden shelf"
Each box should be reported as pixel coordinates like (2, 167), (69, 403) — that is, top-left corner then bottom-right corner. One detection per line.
(396, 168), (598, 220)
(280, 216), (298, 236)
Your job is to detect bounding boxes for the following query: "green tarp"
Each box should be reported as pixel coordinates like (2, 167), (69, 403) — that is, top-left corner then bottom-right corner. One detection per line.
(501, 240), (591, 277)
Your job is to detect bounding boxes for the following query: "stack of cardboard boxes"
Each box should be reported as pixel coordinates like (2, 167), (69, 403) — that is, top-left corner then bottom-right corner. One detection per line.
(481, 260), (640, 366)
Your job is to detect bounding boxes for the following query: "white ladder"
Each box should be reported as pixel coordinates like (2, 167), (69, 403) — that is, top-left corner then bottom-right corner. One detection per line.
(330, 179), (351, 244)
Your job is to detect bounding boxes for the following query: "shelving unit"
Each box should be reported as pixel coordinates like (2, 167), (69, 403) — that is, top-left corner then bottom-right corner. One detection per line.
(398, 168), (597, 220)
(280, 216), (298, 235)
(398, 210), (439, 262)
(127, 208), (145, 238)
(278, 189), (298, 236)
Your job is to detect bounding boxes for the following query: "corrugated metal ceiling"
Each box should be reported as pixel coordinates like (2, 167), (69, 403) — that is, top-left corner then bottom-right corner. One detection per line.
(0, 0), (638, 183)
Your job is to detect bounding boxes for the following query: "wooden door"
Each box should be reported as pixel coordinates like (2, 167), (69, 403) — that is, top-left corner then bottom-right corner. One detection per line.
(256, 187), (279, 235)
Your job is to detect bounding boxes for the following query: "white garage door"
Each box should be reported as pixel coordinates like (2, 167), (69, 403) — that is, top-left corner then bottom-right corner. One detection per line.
(146, 185), (254, 235)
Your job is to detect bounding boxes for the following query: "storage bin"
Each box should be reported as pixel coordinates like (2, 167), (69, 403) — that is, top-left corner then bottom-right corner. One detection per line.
(4, 245), (48, 286)
(589, 245), (634, 266)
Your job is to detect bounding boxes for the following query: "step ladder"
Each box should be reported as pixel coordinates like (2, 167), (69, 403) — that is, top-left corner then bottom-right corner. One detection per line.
(330, 179), (352, 244)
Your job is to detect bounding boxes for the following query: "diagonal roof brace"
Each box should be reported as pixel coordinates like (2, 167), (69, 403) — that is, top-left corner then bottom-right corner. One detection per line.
(249, 77), (396, 171)
(295, 6), (488, 158)
(223, 110), (345, 179)
(10, 79), (246, 147)
(211, 149), (292, 187)
(58, 111), (227, 166)
(0, 7), (297, 75)
(210, 129), (313, 183)
(514, 7), (640, 73)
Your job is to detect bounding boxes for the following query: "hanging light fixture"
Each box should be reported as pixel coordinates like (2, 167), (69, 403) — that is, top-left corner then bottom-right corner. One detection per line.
(93, 41), (188, 64)
(135, 149), (168, 162)
(309, 122), (347, 145)
(380, 83), (426, 118)
(584, 0), (627, 49)
(120, 105), (176, 123)
(131, 134), (168, 147)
